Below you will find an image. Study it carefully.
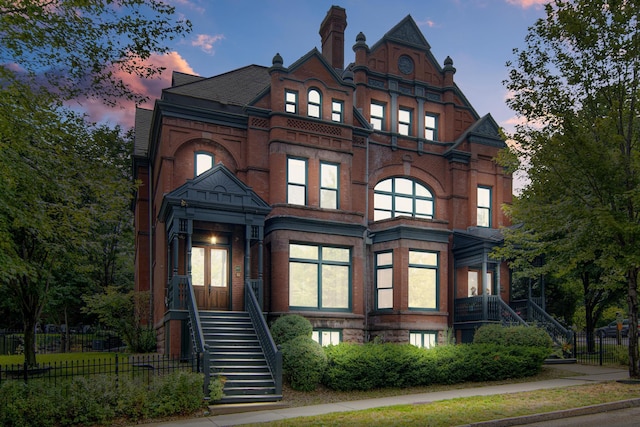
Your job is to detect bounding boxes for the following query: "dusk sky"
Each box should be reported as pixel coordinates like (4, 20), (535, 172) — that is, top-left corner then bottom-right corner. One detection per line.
(92, 0), (548, 134)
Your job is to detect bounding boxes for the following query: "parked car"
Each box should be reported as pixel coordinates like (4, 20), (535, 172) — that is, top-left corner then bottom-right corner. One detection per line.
(597, 319), (640, 338)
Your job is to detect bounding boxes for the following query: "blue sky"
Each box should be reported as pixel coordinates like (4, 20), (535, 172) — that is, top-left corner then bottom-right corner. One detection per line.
(97, 0), (547, 133)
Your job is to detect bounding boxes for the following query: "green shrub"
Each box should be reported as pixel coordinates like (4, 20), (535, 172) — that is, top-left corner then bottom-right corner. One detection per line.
(0, 371), (205, 426)
(473, 324), (553, 349)
(281, 336), (327, 391)
(270, 314), (313, 346)
(323, 341), (550, 391)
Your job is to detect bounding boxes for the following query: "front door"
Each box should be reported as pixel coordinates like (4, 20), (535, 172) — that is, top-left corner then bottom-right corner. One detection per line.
(191, 246), (229, 310)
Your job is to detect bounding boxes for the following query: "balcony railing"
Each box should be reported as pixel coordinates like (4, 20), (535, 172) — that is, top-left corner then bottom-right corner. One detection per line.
(454, 296), (526, 325)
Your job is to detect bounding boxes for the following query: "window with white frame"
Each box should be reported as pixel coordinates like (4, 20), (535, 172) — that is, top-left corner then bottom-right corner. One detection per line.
(477, 186), (492, 227)
(287, 157), (307, 205)
(374, 177), (434, 221)
(312, 329), (342, 346)
(285, 90), (298, 114)
(332, 100), (343, 122)
(320, 162), (339, 209)
(425, 113), (438, 141)
(195, 152), (214, 176)
(410, 331), (437, 349)
(308, 89), (321, 118)
(408, 250), (438, 310)
(398, 107), (412, 136)
(289, 243), (351, 310)
(375, 251), (393, 309)
(370, 102), (385, 130)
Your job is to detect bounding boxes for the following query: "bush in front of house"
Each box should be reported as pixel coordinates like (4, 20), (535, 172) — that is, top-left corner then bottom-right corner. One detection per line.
(281, 335), (327, 391)
(472, 324), (553, 349)
(270, 314), (313, 346)
(0, 371), (205, 426)
(322, 342), (550, 391)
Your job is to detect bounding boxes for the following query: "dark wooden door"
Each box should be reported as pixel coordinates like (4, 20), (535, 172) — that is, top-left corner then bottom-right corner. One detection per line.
(191, 246), (229, 310)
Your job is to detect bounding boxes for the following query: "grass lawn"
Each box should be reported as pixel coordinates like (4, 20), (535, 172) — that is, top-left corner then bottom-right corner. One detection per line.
(243, 381), (640, 427)
(0, 352), (118, 365)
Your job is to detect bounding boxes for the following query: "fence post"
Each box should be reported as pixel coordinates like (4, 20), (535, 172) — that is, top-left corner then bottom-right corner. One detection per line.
(115, 353), (119, 389)
(598, 333), (603, 366)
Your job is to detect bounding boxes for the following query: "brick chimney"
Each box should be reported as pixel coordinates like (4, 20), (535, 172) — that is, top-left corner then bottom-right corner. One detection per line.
(319, 6), (347, 70)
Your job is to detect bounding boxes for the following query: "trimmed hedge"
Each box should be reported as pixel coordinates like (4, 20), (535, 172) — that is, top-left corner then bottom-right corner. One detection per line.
(323, 342), (550, 391)
(472, 324), (553, 349)
(270, 314), (313, 346)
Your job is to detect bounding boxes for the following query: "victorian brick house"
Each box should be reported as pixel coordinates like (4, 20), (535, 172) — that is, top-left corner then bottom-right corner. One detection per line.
(132, 7), (545, 402)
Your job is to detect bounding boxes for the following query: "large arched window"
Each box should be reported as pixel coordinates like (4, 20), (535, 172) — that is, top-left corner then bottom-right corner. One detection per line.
(374, 177), (434, 221)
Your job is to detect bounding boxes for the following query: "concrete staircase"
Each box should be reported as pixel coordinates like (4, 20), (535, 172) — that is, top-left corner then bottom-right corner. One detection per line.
(200, 310), (282, 404)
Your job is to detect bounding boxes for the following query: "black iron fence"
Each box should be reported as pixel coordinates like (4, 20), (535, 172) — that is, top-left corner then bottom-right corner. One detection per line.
(0, 353), (202, 387)
(0, 328), (122, 355)
(574, 330), (629, 366)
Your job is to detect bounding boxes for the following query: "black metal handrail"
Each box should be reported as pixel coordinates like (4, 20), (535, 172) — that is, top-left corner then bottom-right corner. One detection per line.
(244, 281), (282, 395)
(528, 299), (573, 347)
(182, 275), (210, 392)
(494, 297), (527, 326)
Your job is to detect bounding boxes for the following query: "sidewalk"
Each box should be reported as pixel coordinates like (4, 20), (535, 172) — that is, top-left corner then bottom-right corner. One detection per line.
(142, 364), (631, 427)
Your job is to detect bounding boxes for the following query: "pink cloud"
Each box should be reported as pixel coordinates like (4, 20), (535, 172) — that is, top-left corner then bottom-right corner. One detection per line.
(192, 34), (225, 55)
(74, 51), (196, 129)
(505, 0), (548, 8)
(416, 18), (438, 28)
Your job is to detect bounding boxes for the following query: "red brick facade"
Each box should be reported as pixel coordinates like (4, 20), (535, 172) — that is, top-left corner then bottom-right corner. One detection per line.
(133, 6), (512, 356)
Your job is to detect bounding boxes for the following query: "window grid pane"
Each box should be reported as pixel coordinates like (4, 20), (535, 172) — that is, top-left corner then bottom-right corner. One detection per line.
(289, 244), (351, 310)
(425, 114), (437, 141)
(399, 108), (412, 136)
(371, 102), (384, 130)
(332, 100), (343, 122)
(285, 90), (298, 114)
(320, 163), (339, 209)
(376, 251), (393, 310)
(477, 187), (492, 227)
(287, 158), (307, 205)
(308, 89), (321, 118)
(408, 250), (438, 310)
(373, 177), (434, 220)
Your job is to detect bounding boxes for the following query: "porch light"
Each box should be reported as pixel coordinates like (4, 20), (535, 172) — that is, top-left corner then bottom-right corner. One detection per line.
(210, 235), (217, 244)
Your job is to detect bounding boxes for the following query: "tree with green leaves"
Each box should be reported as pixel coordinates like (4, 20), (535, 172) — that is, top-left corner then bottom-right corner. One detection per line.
(0, 0), (190, 366)
(502, 0), (640, 377)
(0, 0), (191, 104)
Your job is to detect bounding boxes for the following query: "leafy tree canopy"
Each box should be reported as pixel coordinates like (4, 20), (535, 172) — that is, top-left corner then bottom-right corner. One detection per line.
(0, 0), (192, 104)
(501, 0), (640, 376)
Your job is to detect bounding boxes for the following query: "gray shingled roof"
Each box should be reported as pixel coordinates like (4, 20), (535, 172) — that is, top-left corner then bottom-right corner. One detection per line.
(134, 107), (153, 157)
(164, 65), (270, 106)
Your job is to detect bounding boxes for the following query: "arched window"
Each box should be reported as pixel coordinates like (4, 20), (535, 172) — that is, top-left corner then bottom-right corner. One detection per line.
(308, 88), (321, 118)
(195, 152), (214, 176)
(374, 177), (434, 221)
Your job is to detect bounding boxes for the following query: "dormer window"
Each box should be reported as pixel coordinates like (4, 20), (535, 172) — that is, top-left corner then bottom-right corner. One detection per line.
(308, 89), (321, 118)
(285, 90), (298, 114)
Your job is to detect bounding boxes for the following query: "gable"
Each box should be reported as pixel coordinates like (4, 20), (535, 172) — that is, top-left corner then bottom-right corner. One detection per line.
(159, 164), (271, 223)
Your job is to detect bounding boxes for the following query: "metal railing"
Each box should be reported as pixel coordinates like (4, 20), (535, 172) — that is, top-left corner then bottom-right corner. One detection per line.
(183, 275), (210, 392)
(0, 353), (201, 387)
(244, 281), (282, 395)
(454, 296), (526, 325)
(527, 299), (573, 347)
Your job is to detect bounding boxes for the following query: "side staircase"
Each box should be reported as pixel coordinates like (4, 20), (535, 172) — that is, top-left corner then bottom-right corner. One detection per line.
(200, 311), (282, 404)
